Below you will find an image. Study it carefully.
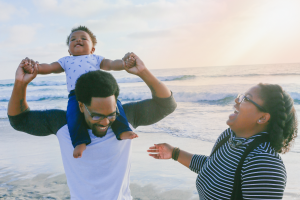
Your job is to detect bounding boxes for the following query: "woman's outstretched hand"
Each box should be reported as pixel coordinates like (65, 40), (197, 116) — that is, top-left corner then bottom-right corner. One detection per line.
(147, 143), (174, 159)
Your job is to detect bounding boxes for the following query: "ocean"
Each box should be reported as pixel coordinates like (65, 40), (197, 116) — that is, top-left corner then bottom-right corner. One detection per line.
(0, 63), (299, 198)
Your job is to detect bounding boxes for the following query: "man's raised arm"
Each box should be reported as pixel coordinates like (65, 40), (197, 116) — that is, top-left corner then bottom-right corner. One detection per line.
(123, 54), (177, 128)
(124, 53), (171, 98)
(8, 59), (38, 116)
(8, 60), (66, 136)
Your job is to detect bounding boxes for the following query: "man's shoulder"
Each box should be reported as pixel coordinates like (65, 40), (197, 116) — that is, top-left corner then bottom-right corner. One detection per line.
(8, 109), (67, 136)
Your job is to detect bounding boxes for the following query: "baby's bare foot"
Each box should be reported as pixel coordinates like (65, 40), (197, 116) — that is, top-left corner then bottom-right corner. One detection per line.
(73, 143), (87, 158)
(120, 131), (138, 140)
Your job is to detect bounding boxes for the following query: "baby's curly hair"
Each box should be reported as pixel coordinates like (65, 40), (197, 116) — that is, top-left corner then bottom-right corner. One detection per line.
(259, 83), (298, 153)
(66, 25), (97, 46)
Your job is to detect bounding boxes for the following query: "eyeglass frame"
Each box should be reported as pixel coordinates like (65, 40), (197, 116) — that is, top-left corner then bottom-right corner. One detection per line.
(237, 94), (267, 112)
(83, 103), (120, 121)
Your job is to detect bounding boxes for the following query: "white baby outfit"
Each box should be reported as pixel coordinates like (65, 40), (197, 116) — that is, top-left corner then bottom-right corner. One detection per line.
(58, 54), (104, 92)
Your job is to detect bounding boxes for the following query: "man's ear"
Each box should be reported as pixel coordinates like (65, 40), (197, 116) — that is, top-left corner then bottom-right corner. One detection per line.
(257, 113), (270, 124)
(91, 47), (95, 54)
(78, 101), (84, 113)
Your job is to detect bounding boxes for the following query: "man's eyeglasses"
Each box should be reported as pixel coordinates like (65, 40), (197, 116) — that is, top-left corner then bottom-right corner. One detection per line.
(237, 94), (267, 112)
(83, 104), (120, 121)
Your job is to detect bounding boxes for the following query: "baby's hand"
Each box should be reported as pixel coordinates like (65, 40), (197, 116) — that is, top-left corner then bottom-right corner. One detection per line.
(23, 64), (34, 74)
(22, 57), (36, 74)
(125, 56), (136, 68)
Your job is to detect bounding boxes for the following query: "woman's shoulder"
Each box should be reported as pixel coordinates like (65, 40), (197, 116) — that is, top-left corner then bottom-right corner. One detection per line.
(244, 142), (285, 168)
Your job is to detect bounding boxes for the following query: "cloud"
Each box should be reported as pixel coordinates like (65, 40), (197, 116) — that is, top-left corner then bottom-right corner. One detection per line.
(0, 24), (42, 48)
(32, 0), (224, 27)
(0, 1), (16, 21)
(32, 0), (110, 17)
(0, 1), (30, 21)
(127, 30), (171, 39)
(2, 43), (68, 74)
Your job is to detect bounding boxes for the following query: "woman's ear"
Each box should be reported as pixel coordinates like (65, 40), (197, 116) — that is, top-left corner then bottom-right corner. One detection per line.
(257, 113), (270, 124)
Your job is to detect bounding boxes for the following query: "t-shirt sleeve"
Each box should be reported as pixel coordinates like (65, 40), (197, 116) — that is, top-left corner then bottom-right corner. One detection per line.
(95, 55), (105, 69)
(57, 57), (67, 71)
(122, 92), (177, 128)
(8, 109), (67, 136)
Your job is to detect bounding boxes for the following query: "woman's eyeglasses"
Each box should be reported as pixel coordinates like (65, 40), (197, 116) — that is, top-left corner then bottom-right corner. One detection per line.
(237, 94), (267, 112)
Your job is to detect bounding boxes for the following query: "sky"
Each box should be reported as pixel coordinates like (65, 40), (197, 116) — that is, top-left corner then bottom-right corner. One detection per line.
(1, 0), (300, 80)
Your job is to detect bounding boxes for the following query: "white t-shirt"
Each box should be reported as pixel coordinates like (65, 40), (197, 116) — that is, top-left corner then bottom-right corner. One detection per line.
(56, 124), (133, 200)
(58, 54), (104, 92)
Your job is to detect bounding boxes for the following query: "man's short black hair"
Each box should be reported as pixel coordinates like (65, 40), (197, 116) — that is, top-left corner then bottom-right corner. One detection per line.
(75, 70), (119, 106)
(66, 25), (97, 46)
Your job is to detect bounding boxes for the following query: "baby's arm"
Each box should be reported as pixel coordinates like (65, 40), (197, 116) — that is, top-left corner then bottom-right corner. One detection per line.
(100, 59), (125, 71)
(37, 62), (64, 74)
(100, 53), (136, 71)
(22, 57), (64, 74)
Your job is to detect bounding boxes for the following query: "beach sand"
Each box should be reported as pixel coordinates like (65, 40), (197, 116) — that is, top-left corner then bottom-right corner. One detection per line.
(0, 126), (299, 199)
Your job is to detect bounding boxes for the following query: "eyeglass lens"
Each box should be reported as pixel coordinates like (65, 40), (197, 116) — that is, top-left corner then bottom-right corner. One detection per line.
(92, 115), (116, 121)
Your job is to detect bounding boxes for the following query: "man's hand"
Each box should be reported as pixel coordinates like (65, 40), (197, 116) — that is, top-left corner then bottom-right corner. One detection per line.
(124, 53), (146, 76)
(16, 59), (38, 85)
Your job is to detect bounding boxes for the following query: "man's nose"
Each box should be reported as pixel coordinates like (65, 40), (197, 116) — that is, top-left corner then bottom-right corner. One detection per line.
(98, 118), (110, 126)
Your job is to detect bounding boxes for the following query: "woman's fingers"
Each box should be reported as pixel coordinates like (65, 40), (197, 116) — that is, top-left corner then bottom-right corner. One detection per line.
(147, 149), (158, 152)
(147, 145), (159, 152)
(149, 154), (160, 159)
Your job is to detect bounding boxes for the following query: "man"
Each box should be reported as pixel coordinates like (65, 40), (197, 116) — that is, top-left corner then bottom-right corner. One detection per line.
(8, 54), (177, 199)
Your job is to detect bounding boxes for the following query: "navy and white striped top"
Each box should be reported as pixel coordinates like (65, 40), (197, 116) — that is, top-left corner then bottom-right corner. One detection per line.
(189, 128), (286, 200)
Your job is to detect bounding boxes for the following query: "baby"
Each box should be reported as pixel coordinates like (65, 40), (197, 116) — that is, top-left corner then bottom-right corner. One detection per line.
(23, 25), (138, 158)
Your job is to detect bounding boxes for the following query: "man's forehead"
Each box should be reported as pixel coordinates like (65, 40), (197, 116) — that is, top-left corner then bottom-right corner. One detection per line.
(90, 96), (116, 108)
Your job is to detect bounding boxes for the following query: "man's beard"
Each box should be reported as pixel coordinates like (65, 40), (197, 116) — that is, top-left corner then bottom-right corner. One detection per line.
(91, 121), (113, 138)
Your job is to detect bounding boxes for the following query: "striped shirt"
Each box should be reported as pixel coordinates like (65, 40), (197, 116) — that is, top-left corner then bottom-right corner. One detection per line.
(189, 128), (286, 200)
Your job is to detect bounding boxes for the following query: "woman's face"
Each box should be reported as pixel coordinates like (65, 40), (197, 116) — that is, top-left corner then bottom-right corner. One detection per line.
(227, 85), (265, 134)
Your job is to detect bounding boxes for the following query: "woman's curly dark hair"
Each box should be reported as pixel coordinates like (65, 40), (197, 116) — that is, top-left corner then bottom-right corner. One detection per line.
(259, 83), (298, 153)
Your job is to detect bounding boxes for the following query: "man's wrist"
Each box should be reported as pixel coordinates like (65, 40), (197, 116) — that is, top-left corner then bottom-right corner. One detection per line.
(14, 79), (29, 88)
(137, 68), (150, 78)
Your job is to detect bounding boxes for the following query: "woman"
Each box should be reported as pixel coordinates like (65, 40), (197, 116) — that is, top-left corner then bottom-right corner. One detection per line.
(148, 83), (297, 200)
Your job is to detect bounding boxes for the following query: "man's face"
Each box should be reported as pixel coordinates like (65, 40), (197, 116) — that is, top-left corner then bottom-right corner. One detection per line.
(79, 95), (117, 137)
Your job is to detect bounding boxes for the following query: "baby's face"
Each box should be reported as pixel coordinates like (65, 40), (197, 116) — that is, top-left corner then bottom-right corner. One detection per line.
(68, 31), (95, 56)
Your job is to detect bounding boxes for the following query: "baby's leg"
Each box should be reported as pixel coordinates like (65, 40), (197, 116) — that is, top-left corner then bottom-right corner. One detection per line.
(119, 131), (138, 140)
(112, 100), (138, 140)
(73, 144), (86, 158)
(67, 91), (91, 158)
